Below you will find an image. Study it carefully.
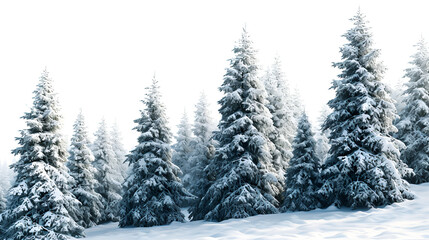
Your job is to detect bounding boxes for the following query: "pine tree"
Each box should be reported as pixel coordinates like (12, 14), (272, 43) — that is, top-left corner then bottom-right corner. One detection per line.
(315, 106), (331, 162)
(187, 92), (216, 198)
(319, 10), (414, 209)
(92, 119), (122, 223)
(190, 28), (280, 222)
(282, 113), (321, 211)
(263, 58), (294, 182)
(396, 38), (429, 183)
(1, 70), (84, 239)
(119, 77), (195, 227)
(111, 122), (128, 180)
(67, 112), (103, 228)
(0, 162), (12, 214)
(391, 79), (407, 115)
(172, 110), (194, 189)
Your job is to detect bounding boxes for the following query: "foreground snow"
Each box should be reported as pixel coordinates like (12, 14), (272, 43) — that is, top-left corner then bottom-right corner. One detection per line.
(80, 183), (429, 239)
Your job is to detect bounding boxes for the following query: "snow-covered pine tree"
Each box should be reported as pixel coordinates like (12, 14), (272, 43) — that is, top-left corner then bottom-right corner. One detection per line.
(190, 28), (280, 222)
(119, 77), (195, 227)
(92, 119), (122, 223)
(172, 110), (194, 189)
(314, 106), (331, 162)
(0, 162), (12, 214)
(263, 57), (294, 182)
(396, 38), (429, 183)
(187, 92), (216, 198)
(319, 10), (414, 209)
(391, 79), (407, 115)
(282, 113), (321, 211)
(1, 70), (84, 239)
(67, 112), (103, 228)
(111, 122), (128, 180)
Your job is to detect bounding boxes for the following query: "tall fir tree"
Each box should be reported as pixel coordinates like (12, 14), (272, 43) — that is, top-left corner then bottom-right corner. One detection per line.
(190, 28), (280, 222)
(172, 110), (194, 189)
(120, 77), (195, 227)
(282, 113), (321, 211)
(263, 57), (294, 182)
(396, 38), (429, 183)
(319, 10), (414, 209)
(1, 70), (84, 239)
(67, 112), (103, 228)
(92, 119), (122, 223)
(187, 92), (216, 198)
(110, 122), (128, 180)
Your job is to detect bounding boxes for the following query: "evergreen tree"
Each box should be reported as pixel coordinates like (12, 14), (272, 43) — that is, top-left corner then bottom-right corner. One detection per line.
(111, 122), (128, 180)
(315, 106), (331, 162)
(187, 92), (216, 198)
(0, 162), (12, 214)
(119, 77), (195, 227)
(396, 38), (429, 183)
(263, 58), (294, 180)
(282, 113), (321, 211)
(319, 10), (414, 209)
(391, 79), (407, 115)
(190, 28), (280, 222)
(172, 110), (193, 189)
(67, 112), (103, 228)
(92, 119), (122, 222)
(1, 70), (84, 239)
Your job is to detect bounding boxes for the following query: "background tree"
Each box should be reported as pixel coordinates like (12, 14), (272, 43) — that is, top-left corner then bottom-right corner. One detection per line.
(396, 38), (429, 183)
(111, 122), (128, 180)
(282, 113), (321, 211)
(187, 92), (216, 199)
(1, 70), (84, 240)
(190, 28), (280, 222)
(92, 119), (122, 222)
(319, 10), (414, 209)
(67, 112), (103, 228)
(120, 77), (195, 227)
(172, 110), (193, 189)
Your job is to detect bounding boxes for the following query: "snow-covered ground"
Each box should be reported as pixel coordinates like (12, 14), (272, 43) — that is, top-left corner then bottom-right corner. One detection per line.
(80, 183), (429, 240)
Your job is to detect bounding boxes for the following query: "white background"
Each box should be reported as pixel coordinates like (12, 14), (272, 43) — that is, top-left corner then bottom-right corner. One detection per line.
(1, 0), (428, 166)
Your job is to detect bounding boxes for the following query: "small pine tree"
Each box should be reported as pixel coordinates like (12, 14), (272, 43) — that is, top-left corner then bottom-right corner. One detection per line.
(190, 28), (280, 222)
(391, 79), (407, 115)
(187, 92), (216, 198)
(67, 112), (103, 228)
(111, 122), (128, 180)
(1, 70), (84, 240)
(396, 38), (429, 183)
(282, 113), (321, 211)
(319, 10), (413, 209)
(172, 110), (194, 189)
(119, 77), (195, 227)
(92, 119), (122, 222)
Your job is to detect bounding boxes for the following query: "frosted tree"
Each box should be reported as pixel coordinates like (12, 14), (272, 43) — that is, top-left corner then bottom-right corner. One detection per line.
(1, 70), (84, 239)
(0, 162), (12, 214)
(92, 119), (122, 222)
(391, 79), (407, 115)
(319, 10), (414, 209)
(282, 113), (321, 211)
(111, 122), (128, 180)
(67, 112), (103, 228)
(190, 28), (280, 222)
(314, 106), (331, 162)
(172, 110), (194, 189)
(396, 38), (429, 183)
(187, 92), (216, 198)
(120, 77), (195, 227)
(263, 57), (294, 180)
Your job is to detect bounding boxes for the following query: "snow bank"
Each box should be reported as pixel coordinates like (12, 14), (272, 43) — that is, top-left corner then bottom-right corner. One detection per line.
(80, 183), (429, 239)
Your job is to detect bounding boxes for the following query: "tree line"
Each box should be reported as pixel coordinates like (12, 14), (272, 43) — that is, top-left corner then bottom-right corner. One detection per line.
(1, 9), (429, 239)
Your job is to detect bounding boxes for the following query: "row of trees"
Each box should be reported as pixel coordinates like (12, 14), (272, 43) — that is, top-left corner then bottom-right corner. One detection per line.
(1, 9), (429, 239)
(0, 71), (128, 239)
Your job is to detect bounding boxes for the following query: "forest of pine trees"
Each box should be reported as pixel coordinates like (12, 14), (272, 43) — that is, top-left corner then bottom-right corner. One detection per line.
(1, 9), (429, 240)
